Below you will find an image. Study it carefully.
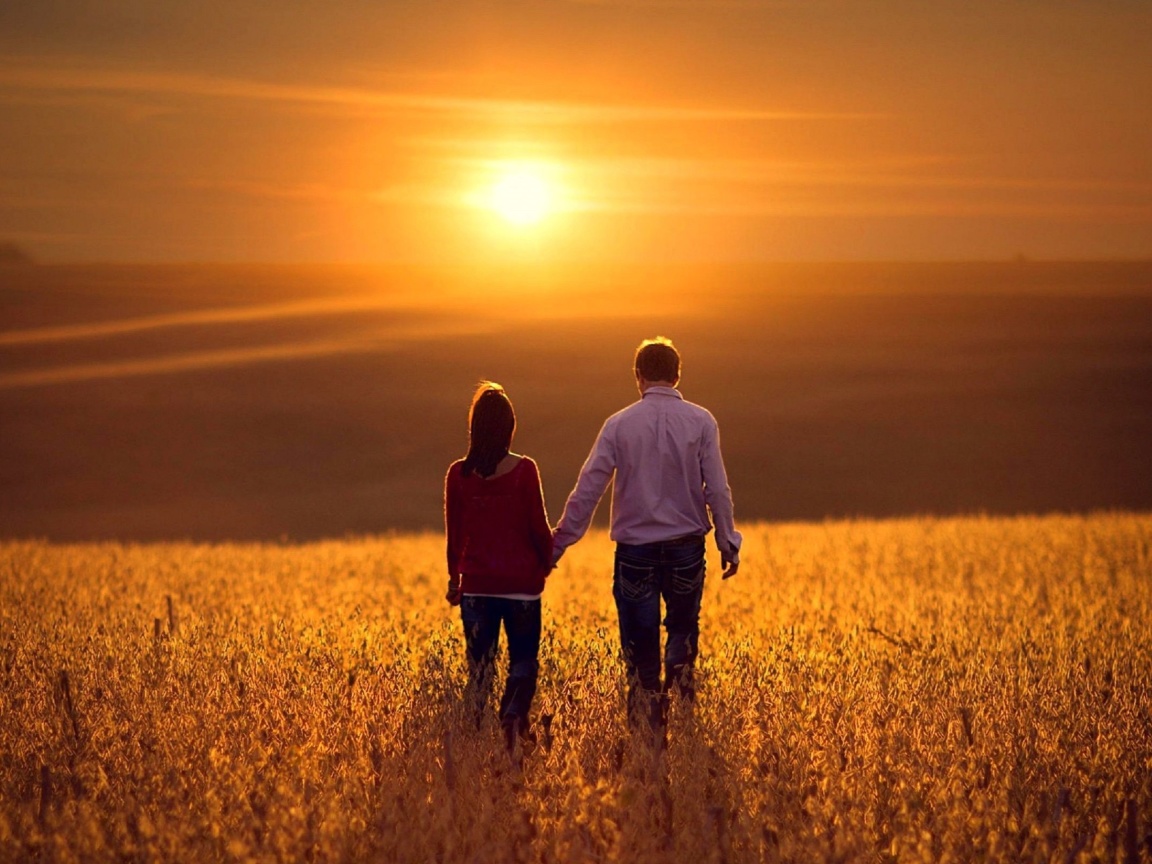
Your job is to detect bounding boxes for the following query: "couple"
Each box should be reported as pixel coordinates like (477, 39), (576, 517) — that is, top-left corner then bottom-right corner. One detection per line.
(443, 337), (742, 751)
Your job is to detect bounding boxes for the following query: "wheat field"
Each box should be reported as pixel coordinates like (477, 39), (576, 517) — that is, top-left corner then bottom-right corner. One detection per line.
(2, 513), (1150, 863)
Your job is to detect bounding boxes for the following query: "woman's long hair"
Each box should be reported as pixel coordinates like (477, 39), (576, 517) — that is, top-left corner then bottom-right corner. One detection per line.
(462, 382), (516, 478)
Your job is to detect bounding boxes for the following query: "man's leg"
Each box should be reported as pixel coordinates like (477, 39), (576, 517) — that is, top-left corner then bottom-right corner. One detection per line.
(498, 598), (542, 747)
(460, 596), (500, 726)
(661, 542), (706, 704)
(613, 545), (664, 735)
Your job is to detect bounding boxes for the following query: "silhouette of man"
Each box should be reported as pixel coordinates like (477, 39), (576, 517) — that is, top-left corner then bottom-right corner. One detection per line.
(552, 336), (741, 738)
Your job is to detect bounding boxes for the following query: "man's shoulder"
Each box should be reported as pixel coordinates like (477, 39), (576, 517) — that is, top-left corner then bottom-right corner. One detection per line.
(602, 400), (644, 427)
(674, 396), (719, 425)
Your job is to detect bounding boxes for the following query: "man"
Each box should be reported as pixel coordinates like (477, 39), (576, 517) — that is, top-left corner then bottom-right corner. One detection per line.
(552, 336), (741, 737)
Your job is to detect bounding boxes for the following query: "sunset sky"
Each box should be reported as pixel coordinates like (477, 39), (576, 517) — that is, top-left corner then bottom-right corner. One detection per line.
(1, 0), (1149, 264)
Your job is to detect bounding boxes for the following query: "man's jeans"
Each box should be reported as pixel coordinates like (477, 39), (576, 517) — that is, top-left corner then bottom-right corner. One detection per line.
(460, 596), (541, 733)
(612, 536), (706, 732)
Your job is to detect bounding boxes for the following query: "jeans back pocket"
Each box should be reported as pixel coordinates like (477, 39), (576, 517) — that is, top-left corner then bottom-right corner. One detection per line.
(616, 560), (657, 601)
(670, 558), (705, 595)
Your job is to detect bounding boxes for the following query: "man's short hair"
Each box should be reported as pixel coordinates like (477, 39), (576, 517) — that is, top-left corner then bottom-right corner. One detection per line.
(635, 337), (680, 383)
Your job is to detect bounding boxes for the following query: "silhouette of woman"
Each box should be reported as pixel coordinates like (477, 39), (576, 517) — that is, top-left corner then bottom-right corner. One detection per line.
(444, 382), (553, 751)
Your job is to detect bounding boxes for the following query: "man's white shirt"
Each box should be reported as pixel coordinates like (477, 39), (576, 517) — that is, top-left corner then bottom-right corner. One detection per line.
(553, 385), (742, 562)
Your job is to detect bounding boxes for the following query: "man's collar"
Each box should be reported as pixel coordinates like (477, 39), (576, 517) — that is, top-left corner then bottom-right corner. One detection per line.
(642, 385), (683, 400)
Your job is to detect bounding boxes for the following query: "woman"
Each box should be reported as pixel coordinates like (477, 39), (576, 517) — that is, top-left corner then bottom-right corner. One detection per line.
(444, 382), (553, 750)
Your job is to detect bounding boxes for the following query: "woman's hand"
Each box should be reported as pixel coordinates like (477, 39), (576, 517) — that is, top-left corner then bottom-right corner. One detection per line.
(446, 578), (463, 606)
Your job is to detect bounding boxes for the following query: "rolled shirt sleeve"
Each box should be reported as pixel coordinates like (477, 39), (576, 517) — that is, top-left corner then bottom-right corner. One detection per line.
(700, 417), (742, 562)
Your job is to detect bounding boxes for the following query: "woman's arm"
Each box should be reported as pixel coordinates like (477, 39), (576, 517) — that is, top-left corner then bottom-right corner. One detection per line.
(522, 458), (554, 572)
(444, 465), (464, 603)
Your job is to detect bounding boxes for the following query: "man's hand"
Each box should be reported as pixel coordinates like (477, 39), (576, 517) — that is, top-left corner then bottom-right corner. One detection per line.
(551, 546), (565, 568)
(721, 550), (740, 580)
(446, 578), (463, 606)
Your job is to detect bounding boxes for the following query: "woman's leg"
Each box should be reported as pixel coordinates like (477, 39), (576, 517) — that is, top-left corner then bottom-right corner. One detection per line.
(460, 596), (501, 726)
(498, 598), (542, 742)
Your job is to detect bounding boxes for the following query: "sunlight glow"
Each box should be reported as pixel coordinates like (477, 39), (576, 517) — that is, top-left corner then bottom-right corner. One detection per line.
(487, 163), (553, 226)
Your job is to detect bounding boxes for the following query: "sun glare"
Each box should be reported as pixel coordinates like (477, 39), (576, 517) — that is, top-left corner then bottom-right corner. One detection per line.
(487, 164), (553, 226)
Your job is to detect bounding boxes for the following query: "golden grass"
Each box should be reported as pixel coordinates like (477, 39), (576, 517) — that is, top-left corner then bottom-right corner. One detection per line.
(2, 513), (1150, 862)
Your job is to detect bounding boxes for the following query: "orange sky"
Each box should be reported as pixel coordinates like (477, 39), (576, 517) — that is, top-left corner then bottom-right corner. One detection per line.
(1, 1), (1149, 263)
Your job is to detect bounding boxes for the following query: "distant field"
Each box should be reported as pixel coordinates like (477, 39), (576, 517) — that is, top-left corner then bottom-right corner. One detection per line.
(2, 261), (1152, 540)
(2, 513), (1150, 862)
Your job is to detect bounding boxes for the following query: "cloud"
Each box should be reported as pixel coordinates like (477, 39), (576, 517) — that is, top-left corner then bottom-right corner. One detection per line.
(0, 317), (497, 389)
(545, 153), (1152, 220)
(561, 0), (802, 6)
(0, 338), (383, 389)
(179, 149), (1152, 222)
(0, 56), (882, 125)
(0, 296), (407, 347)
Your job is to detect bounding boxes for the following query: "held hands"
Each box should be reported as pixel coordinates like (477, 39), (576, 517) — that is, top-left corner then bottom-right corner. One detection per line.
(446, 578), (463, 606)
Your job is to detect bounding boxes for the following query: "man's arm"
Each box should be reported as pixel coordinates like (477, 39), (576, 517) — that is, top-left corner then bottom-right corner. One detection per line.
(700, 417), (742, 578)
(552, 422), (616, 564)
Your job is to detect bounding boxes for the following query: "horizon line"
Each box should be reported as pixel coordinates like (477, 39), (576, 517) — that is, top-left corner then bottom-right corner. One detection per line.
(5, 255), (1152, 268)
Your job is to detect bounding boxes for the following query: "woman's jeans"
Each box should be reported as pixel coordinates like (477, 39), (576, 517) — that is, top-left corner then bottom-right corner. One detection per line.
(612, 536), (706, 732)
(460, 596), (541, 733)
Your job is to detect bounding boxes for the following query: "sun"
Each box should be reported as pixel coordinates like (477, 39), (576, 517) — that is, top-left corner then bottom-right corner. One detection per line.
(487, 163), (553, 226)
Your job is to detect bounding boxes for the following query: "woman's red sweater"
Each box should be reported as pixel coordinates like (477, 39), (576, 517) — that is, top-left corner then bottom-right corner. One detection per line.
(444, 456), (553, 596)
